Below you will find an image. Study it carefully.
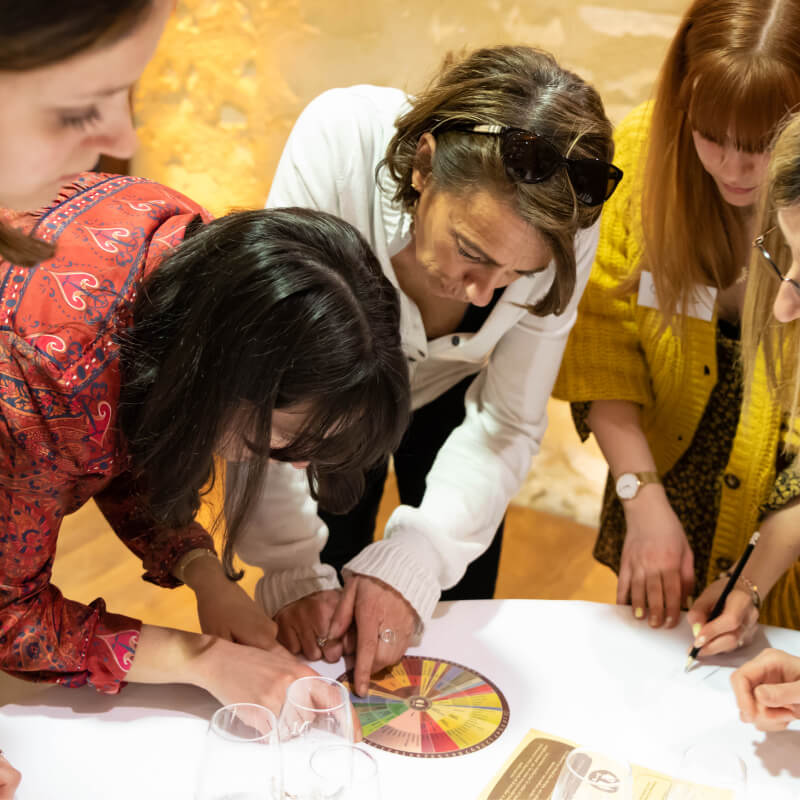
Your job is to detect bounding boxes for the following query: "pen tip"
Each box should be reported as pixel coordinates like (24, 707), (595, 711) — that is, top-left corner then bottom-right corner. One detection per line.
(684, 656), (695, 673)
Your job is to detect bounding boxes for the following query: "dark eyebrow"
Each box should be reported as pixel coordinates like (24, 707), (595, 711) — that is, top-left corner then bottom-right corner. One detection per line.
(456, 231), (549, 275)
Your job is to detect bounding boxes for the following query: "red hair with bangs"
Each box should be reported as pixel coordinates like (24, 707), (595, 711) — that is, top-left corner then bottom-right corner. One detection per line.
(642, 0), (800, 323)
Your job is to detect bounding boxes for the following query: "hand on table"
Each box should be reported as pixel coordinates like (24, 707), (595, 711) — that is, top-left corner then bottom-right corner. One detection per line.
(686, 579), (759, 658)
(618, 495), (694, 628)
(328, 574), (419, 697)
(0, 752), (20, 800)
(194, 569), (280, 652)
(275, 590), (355, 663)
(731, 648), (800, 731)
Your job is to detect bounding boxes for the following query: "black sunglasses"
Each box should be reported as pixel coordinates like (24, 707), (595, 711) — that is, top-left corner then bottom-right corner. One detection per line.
(447, 123), (623, 207)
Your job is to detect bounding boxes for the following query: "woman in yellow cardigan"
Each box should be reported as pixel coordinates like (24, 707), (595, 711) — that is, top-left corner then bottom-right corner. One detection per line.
(554, 0), (800, 633)
(701, 114), (800, 717)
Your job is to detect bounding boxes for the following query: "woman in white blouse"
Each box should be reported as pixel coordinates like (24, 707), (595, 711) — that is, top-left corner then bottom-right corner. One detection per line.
(234, 45), (621, 695)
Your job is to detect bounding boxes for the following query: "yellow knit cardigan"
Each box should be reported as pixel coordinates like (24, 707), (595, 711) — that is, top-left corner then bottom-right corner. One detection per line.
(554, 103), (800, 628)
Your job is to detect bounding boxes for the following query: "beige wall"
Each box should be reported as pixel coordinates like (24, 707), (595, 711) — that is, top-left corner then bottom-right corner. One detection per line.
(133, 0), (687, 215)
(132, 0), (690, 525)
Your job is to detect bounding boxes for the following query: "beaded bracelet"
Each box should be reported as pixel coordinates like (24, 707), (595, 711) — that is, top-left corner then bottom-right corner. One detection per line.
(721, 570), (761, 611)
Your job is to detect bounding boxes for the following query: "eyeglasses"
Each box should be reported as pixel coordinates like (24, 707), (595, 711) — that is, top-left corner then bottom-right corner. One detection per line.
(447, 123), (624, 207)
(753, 227), (800, 297)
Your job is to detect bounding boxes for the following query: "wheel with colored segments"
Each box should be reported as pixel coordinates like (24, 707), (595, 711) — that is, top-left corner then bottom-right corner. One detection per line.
(338, 655), (509, 758)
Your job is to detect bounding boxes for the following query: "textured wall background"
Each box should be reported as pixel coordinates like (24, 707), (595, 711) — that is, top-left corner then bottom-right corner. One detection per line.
(132, 0), (689, 524)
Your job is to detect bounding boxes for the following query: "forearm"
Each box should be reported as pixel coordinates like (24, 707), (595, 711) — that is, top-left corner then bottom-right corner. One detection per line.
(587, 399), (668, 512)
(743, 500), (800, 595)
(125, 623), (218, 691)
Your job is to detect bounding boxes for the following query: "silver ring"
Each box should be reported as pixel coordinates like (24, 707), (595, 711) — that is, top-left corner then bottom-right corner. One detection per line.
(315, 635), (328, 649)
(379, 628), (396, 645)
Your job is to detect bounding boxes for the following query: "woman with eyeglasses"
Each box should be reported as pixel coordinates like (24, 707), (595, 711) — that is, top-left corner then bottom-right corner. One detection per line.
(0, 0), (409, 727)
(696, 111), (800, 730)
(234, 45), (620, 695)
(690, 112), (800, 677)
(554, 0), (800, 640)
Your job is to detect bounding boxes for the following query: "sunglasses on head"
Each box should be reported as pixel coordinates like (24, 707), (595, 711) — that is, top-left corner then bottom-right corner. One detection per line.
(446, 123), (623, 207)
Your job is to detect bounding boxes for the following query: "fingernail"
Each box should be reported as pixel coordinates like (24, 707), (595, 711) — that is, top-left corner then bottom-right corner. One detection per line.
(694, 635), (706, 647)
(634, 607), (644, 619)
(649, 615), (658, 627)
(666, 616), (673, 626)
(692, 623), (702, 637)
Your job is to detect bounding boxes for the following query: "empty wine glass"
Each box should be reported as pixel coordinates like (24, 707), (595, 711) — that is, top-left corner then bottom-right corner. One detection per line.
(196, 703), (282, 800)
(666, 743), (748, 800)
(309, 745), (380, 800)
(279, 677), (354, 800)
(550, 748), (633, 800)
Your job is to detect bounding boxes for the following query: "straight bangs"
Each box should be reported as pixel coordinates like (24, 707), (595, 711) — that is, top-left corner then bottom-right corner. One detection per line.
(685, 54), (800, 153)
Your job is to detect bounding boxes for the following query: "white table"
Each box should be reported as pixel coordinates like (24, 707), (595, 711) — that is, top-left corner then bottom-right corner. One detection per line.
(2, 600), (800, 799)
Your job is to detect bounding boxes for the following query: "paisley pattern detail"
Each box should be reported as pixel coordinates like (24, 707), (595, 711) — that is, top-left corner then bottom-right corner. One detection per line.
(152, 223), (187, 250)
(26, 333), (67, 357)
(0, 172), (216, 694)
(82, 225), (132, 254)
(48, 270), (101, 310)
(123, 199), (167, 212)
(95, 628), (139, 672)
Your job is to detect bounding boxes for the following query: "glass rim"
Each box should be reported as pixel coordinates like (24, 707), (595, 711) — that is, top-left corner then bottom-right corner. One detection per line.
(286, 675), (348, 713)
(209, 702), (278, 743)
(563, 747), (632, 782)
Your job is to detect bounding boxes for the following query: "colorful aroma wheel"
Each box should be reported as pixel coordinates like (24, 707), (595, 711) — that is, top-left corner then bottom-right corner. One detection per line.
(338, 655), (509, 758)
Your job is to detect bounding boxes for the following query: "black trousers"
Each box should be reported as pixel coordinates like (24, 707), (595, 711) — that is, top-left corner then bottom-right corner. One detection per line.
(319, 374), (505, 600)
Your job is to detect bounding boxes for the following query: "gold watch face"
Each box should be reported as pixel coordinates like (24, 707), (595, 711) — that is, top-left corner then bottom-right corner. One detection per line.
(615, 473), (640, 500)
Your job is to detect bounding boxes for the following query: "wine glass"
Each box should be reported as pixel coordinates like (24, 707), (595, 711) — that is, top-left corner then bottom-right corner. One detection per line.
(309, 744), (380, 800)
(196, 703), (282, 800)
(666, 743), (748, 800)
(550, 748), (633, 800)
(279, 677), (354, 800)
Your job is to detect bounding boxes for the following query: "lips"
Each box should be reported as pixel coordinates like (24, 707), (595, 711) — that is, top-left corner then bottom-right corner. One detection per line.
(721, 182), (756, 195)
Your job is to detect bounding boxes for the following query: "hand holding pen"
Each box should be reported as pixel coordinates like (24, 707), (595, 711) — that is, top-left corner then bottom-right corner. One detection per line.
(685, 532), (761, 671)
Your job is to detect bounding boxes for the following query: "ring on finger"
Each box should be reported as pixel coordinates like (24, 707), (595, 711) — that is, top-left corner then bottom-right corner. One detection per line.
(315, 635), (329, 649)
(379, 628), (396, 645)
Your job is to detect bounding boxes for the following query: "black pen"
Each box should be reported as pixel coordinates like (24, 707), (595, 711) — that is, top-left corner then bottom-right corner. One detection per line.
(684, 530), (760, 672)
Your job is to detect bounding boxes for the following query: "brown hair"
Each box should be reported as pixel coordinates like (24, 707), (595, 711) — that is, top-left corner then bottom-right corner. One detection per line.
(642, 0), (800, 323)
(0, 0), (152, 266)
(742, 113), (800, 427)
(380, 45), (614, 316)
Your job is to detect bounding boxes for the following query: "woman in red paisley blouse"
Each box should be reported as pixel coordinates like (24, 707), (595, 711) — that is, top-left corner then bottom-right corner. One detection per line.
(0, 0), (410, 741)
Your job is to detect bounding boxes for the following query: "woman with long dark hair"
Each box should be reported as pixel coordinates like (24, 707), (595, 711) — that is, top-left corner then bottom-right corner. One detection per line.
(0, 0), (409, 727)
(236, 45), (620, 695)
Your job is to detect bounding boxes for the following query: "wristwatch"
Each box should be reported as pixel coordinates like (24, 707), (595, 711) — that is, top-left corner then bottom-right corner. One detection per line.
(615, 471), (661, 501)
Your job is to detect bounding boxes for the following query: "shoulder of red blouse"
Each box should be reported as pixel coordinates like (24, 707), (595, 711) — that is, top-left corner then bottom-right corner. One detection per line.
(0, 173), (213, 693)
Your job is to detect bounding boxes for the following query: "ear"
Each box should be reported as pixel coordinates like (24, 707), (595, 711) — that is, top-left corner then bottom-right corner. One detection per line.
(411, 132), (437, 192)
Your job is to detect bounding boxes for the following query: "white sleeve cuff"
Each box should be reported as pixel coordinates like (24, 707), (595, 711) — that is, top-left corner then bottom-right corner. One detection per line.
(254, 563), (341, 617)
(343, 538), (441, 623)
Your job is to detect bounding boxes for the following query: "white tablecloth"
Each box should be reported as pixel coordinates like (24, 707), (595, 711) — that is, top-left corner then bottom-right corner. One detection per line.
(2, 600), (799, 799)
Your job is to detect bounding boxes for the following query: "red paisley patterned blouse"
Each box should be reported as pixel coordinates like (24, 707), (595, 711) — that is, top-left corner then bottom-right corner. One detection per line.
(0, 173), (215, 694)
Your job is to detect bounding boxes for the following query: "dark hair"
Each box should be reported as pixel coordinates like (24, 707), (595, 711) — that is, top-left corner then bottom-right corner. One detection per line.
(118, 208), (411, 577)
(0, 0), (153, 266)
(380, 45), (614, 316)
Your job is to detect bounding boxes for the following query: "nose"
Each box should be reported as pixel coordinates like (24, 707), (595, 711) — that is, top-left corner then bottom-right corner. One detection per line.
(89, 94), (139, 161)
(464, 272), (497, 306)
(773, 263), (800, 323)
(719, 145), (758, 183)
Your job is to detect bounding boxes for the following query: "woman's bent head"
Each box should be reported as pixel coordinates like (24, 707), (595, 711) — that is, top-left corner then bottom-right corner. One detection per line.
(742, 113), (800, 424)
(382, 45), (616, 316)
(120, 207), (411, 576)
(644, 0), (800, 319)
(0, 0), (171, 263)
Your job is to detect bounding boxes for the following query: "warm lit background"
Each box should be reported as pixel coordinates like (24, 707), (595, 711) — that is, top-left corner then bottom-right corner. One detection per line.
(56, 1), (691, 625)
